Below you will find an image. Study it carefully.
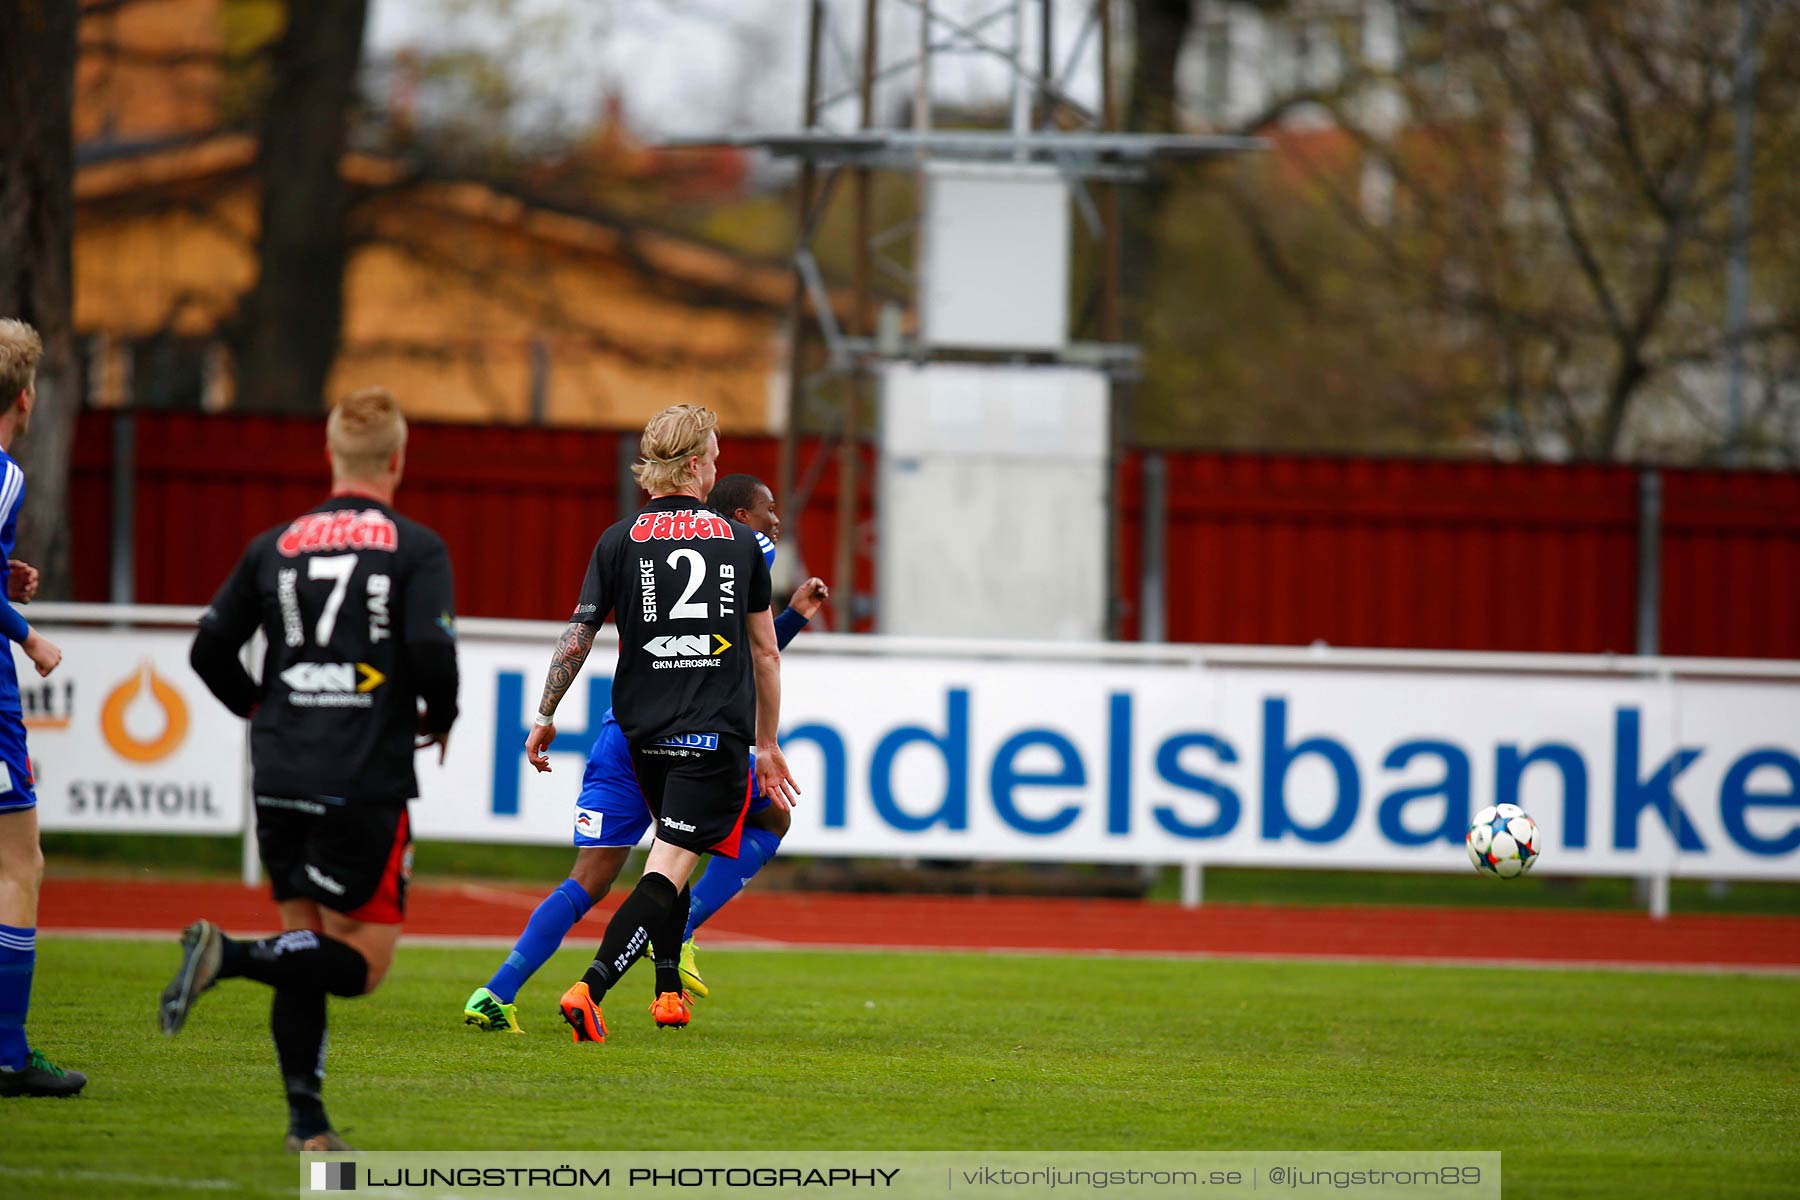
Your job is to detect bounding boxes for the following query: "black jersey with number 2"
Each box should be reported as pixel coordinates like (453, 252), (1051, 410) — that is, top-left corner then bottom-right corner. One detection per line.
(572, 495), (772, 746)
(193, 496), (460, 803)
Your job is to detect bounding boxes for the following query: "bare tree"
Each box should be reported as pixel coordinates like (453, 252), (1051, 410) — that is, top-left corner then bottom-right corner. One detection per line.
(0, 0), (80, 596)
(1120, 0), (1200, 330)
(1209, 0), (1800, 461)
(231, 0), (369, 413)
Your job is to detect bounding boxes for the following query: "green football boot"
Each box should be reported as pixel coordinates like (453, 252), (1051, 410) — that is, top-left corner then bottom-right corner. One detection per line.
(678, 940), (709, 999)
(462, 986), (524, 1033)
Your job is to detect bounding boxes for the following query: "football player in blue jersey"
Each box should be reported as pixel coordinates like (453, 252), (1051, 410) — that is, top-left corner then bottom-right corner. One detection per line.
(462, 474), (826, 1033)
(0, 320), (84, 1098)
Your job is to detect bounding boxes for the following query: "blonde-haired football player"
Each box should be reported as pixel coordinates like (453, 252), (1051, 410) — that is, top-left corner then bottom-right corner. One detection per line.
(0, 319), (82, 1098)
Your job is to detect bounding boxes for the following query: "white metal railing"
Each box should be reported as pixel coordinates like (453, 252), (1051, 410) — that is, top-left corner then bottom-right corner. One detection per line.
(27, 602), (1800, 680)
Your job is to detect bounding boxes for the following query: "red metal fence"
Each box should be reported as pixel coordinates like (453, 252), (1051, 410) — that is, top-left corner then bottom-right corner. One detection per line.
(67, 410), (1800, 658)
(1660, 469), (1800, 657)
(70, 411), (867, 625)
(1118, 454), (1642, 653)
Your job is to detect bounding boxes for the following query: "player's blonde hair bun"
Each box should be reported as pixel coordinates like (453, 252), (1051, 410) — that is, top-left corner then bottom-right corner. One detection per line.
(633, 404), (718, 494)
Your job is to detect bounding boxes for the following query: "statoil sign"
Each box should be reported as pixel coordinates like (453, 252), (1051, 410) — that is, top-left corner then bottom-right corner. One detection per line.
(18, 631), (240, 833)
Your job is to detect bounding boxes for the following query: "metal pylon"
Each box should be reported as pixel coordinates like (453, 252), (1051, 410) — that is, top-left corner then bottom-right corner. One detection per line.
(669, 1), (1260, 632)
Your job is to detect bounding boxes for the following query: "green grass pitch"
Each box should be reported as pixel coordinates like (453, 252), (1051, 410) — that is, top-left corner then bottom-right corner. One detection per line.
(1, 939), (1796, 1199)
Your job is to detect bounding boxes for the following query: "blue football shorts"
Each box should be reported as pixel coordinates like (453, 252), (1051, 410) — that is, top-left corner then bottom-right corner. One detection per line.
(572, 719), (652, 848)
(0, 711), (35, 813)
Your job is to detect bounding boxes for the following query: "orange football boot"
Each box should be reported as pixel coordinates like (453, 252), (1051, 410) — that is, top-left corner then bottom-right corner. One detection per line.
(649, 991), (693, 1029)
(559, 982), (607, 1043)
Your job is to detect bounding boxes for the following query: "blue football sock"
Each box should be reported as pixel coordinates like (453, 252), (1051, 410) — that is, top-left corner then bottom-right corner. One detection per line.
(685, 826), (782, 940)
(0, 923), (34, 1071)
(486, 880), (594, 1004)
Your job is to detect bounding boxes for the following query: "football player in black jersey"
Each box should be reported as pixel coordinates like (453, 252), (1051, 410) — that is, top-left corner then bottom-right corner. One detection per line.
(523, 404), (798, 1040)
(161, 388), (459, 1150)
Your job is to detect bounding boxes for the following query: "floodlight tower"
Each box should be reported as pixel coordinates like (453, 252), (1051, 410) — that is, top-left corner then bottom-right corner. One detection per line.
(671, 0), (1260, 638)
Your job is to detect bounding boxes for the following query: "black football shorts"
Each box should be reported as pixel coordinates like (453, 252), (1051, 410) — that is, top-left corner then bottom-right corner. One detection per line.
(255, 796), (413, 924)
(629, 732), (752, 857)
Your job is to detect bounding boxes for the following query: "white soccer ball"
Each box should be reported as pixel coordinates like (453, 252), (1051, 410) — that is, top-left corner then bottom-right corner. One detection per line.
(1467, 805), (1540, 879)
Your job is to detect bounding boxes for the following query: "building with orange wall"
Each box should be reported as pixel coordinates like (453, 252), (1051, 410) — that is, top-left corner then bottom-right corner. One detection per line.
(72, 0), (793, 430)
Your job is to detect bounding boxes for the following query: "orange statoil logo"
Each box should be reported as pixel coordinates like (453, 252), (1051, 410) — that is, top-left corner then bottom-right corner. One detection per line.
(101, 661), (190, 763)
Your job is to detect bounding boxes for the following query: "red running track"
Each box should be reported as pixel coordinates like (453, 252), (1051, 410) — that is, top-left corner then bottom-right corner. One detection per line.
(37, 877), (1800, 971)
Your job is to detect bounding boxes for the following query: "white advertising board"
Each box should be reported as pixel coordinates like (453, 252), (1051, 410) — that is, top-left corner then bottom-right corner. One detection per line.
(20, 612), (1800, 883)
(419, 634), (1800, 881)
(16, 628), (246, 835)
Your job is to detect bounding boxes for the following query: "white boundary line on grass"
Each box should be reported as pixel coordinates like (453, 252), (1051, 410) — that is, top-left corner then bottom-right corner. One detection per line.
(42, 926), (1800, 976)
(0, 1164), (287, 1196)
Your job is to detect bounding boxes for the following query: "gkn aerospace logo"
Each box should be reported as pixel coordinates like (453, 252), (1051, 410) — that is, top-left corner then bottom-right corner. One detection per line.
(281, 662), (387, 707)
(643, 634), (732, 669)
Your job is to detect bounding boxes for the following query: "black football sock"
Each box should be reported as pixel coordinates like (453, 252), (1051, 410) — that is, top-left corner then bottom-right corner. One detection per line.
(271, 988), (330, 1137)
(651, 887), (692, 996)
(579, 872), (678, 1000)
(219, 929), (369, 998)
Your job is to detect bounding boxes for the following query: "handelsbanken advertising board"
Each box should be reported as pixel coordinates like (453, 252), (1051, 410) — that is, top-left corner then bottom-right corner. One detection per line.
(416, 640), (1800, 880)
(16, 629), (245, 834)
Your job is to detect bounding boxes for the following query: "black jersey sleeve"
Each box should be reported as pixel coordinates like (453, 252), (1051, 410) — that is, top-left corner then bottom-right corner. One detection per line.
(747, 536), (772, 613)
(403, 535), (460, 735)
(190, 542), (264, 718)
(571, 535), (615, 628)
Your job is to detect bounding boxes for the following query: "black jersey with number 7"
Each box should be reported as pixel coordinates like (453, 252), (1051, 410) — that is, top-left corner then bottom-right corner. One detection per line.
(193, 496), (460, 803)
(571, 495), (773, 746)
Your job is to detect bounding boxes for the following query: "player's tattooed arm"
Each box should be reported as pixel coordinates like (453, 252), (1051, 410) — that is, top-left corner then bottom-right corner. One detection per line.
(525, 621), (596, 773)
(536, 621), (596, 719)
